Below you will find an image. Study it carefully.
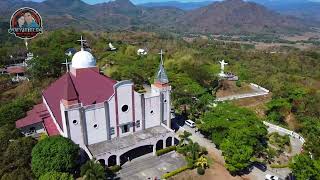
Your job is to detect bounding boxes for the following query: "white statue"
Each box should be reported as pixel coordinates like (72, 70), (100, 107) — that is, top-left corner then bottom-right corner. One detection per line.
(219, 60), (228, 77)
(109, 43), (117, 51)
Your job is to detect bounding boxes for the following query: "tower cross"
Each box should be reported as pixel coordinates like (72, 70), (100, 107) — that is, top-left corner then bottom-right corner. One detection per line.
(62, 59), (71, 72)
(77, 35), (86, 51)
(158, 49), (164, 65)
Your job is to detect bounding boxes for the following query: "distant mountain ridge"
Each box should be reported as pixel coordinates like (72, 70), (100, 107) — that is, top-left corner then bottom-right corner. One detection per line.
(178, 0), (306, 34)
(140, 0), (320, 23)
(0, 0), (312, 35)
(140, 1), (215, 10)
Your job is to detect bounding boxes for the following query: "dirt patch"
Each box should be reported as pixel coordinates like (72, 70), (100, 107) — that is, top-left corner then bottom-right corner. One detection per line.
(171, 149), (246, 180)
(281, 32), (320, 42)
(284, 113), (300, 131)
(216, 80), (253, 98)
(233, 94), (272, 118)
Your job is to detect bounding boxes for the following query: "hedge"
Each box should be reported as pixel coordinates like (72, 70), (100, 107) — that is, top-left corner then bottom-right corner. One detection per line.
(109, 165), (121, 173)
(156, 146), (176, 156)
(270, 164), (288, 168)
(162, 165), (190, 179)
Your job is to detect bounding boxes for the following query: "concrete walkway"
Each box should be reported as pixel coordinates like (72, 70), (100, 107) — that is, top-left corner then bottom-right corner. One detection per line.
(118, 151), (186, 180)
(215, 83), (269, 102)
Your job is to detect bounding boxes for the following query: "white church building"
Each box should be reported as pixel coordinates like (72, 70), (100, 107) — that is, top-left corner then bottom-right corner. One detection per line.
(16, 38), (176, 166)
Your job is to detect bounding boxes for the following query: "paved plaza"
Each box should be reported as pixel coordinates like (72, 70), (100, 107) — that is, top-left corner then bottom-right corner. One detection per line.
(117, 151), (186, 180)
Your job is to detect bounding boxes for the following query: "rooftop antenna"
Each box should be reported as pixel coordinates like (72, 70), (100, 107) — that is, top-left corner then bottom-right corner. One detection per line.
(77, 35), (86, 51)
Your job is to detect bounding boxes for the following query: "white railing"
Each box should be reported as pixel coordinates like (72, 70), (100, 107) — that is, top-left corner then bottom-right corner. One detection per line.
(250, 83), (270, 93)
(263, 121), (305, 144)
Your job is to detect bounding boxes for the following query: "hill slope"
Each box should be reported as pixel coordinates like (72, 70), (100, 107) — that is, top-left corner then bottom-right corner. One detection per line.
(0, 0), (308, 34)
(178, 0), (305, 34)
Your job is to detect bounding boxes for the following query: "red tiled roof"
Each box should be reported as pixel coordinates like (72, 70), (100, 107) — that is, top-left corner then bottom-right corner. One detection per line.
(16, 103), (49, 128)
(63, 73), (79, 101)
(43, 116), (60, 136)
(7, 66), (25, 74)
(43, 68), (116, 128)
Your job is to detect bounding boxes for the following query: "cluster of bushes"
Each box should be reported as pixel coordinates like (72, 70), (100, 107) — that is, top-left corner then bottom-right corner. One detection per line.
(156, 146), (176, 156)
(161, 165), (190, 179)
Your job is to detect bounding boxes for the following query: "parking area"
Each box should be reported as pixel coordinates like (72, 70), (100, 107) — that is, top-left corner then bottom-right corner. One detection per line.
(117, 151), (186, 180)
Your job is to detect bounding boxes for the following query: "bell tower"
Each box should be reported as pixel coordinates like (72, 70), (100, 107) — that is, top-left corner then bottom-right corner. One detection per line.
(151, 49), (172, 128)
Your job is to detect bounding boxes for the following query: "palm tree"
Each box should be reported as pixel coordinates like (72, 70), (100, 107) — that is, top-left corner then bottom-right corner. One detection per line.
(187, 142), (200, 163)
(178, 130), (192, 146)
(80, 160), (106, 180)
(195, 155), (208, 169)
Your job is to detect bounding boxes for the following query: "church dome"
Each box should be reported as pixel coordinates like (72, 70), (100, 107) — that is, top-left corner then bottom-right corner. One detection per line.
(71, 50), (96, 69)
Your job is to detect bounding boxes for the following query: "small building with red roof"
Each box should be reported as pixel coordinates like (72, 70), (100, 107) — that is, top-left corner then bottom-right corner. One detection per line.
(16, 37), (175, 166)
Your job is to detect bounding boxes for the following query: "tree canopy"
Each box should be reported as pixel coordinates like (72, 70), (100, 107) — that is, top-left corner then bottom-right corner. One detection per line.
(31, 136), (80, 177)
(290, 154), (320, 180)
(199, 103), (268, 173)
(39, 171), (74, 180)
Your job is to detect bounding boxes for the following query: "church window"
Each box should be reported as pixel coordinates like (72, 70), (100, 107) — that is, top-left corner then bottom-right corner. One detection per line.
(136, 120), (140, 128)
(121, 105), (129, 112)
(110, 127), (115, 135)
(93, 124), (98, 129)
(73, 120), (78, 125)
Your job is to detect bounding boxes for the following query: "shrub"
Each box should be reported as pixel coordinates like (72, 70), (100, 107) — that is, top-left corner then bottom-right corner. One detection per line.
(236, 80), (242, 87)
(156, 146), (176, 156)
(197, 167), (205, 175)
(109, 165), (121, 173)
(39, 172), (73, 180)
(162, 166), (190, 179)
(80, 160), (105, 180)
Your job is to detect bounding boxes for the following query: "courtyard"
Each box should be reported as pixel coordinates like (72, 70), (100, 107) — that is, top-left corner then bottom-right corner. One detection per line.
(117, 151), (186, 180)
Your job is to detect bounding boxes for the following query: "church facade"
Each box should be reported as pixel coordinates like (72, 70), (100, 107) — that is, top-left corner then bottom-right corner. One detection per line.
(16, 40), (176, 166)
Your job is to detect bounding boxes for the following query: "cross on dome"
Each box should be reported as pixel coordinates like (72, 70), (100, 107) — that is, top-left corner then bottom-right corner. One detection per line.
(71, 36), (96, 69)
(77, 35), (87, 51)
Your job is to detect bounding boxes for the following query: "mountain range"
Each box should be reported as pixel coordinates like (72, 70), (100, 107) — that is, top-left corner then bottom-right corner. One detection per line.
(0, 0), (314, 35)
(141, 0), (320, 23)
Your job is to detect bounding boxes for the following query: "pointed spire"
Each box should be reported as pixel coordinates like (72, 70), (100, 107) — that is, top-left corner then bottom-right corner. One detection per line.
(155, 49), (169, 84)
(77, 35), (86, 51)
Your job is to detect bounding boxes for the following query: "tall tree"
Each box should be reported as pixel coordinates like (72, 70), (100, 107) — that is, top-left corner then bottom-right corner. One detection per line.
(31, 136), (80, 177)
(290, 154), (320, 180)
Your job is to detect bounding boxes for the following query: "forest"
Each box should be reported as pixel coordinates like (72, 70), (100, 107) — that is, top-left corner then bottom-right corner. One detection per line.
(0, 29), (319, 179)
